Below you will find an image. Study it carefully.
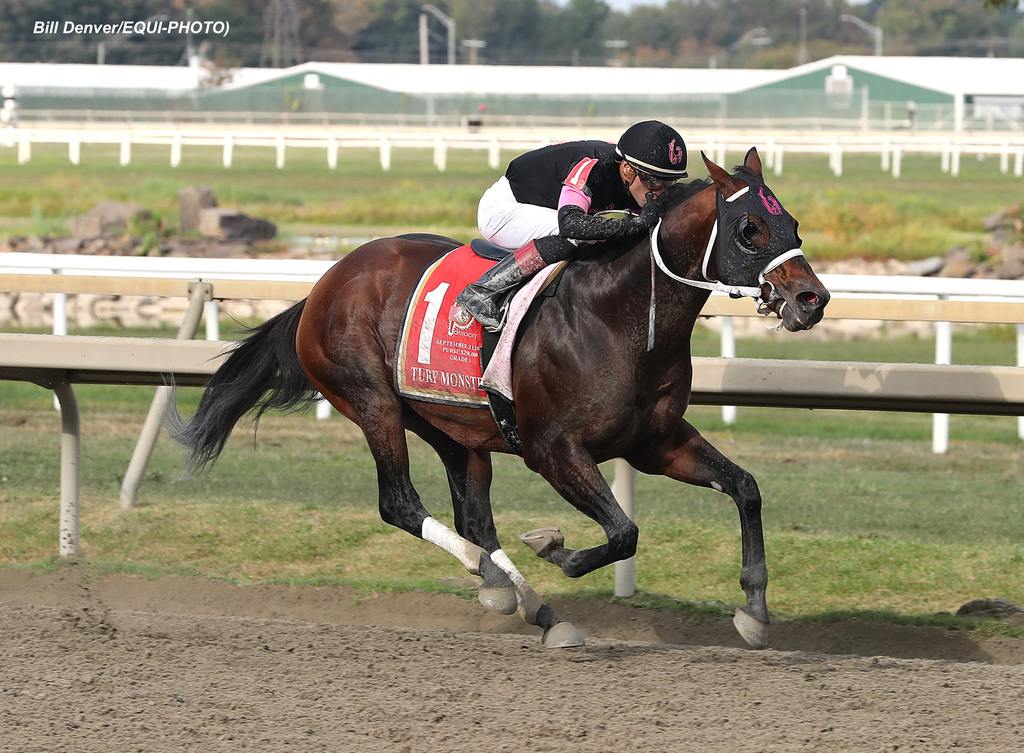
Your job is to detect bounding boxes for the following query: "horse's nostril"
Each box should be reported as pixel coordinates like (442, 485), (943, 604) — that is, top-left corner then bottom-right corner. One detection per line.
(797, 291), (820, 309)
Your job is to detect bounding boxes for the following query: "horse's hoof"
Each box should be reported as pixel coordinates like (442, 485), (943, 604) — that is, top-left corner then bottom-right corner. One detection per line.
(520, 527), (564, 558)
(541, 621), (586, 648)
(478, 585), (518, 615)
(733, 607), (769, 649)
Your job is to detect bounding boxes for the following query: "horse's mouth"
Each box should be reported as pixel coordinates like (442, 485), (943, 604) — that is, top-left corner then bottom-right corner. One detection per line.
(780, 294), (828, 331)
(759, 289), (828, 331)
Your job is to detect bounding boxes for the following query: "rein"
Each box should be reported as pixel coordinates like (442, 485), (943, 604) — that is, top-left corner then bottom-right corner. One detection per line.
(646, 184), (804, 351)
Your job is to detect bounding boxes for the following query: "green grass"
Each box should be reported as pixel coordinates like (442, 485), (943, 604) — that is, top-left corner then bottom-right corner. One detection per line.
(0, 142), (1019, 260)
(1, 327), (1021, 630)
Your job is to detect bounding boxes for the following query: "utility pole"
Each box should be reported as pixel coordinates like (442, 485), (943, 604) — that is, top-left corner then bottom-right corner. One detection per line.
(461, 39), (486, 66)
(261, 0), (303, 68)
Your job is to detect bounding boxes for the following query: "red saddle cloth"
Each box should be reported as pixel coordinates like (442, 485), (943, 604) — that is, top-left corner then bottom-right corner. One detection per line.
(395, 244), (495, 407)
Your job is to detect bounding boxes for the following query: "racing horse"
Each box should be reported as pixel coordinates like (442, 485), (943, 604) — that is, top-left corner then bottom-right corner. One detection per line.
(170, 148), (829, 649)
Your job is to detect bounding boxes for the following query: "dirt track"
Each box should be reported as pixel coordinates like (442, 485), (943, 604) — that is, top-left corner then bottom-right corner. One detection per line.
(2, 568), (1023, 752)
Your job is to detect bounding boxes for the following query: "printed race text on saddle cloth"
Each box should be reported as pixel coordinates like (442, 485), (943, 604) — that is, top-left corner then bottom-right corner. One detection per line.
(396, 245), (493, 407)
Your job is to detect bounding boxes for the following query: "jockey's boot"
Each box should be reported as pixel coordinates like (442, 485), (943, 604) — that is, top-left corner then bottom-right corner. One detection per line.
(456, 240), (546, 332)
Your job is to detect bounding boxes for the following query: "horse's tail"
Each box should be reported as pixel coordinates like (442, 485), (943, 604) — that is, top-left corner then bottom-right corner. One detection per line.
(167, 299), (319, 474)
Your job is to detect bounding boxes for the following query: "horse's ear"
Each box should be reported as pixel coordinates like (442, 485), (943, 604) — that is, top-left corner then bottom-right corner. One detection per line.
(701, 151), (732, 192)
(744, 147), (763, 179)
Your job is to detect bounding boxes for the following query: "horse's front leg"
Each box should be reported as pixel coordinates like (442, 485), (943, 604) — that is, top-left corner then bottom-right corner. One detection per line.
(628, 419), (770, 649)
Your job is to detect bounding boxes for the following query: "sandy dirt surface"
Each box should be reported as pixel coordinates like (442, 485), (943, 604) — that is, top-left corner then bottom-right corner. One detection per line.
(2, 567), (1023, 752)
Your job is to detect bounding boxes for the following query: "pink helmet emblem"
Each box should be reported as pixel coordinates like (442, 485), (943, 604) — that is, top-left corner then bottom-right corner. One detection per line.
(758, 186), (782, 216)
(668, 139), (684, 166)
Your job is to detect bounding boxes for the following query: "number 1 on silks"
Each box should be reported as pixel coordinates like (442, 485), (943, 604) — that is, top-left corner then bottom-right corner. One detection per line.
(418, 282), (449, 365)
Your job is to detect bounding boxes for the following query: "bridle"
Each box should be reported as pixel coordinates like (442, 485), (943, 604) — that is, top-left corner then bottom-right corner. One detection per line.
(645, 184), (804, 351)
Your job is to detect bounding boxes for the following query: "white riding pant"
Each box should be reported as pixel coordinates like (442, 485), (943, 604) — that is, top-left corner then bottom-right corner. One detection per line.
(477, 176), (560, 250)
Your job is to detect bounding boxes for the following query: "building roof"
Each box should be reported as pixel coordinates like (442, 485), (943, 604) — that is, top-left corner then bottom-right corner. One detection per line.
(2, 56), (1022, 99)
(0, 62), (200, 91)
(757, 55), (1024, 98)
(213, 61), (781, 97)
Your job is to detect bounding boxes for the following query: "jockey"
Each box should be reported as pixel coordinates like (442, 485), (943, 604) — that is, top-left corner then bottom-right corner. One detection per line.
(456, 119), (688, 331)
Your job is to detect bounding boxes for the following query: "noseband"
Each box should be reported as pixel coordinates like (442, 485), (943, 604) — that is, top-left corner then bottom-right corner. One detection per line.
(645, 184), (804, 350)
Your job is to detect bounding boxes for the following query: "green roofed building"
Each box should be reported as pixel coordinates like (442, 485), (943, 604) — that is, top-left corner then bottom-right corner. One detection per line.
(728, 56), (1024, 131)
(1, 56), (1022, 131)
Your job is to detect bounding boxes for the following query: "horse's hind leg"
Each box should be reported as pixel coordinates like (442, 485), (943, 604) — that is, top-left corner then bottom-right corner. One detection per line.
(628, 419), (769, 649)
(348, 394), (517, 616)
(417, 427), (584, 647)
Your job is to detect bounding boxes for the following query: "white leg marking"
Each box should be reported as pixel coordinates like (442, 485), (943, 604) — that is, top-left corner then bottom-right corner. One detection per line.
(490, 549), (527, 588)
(489, 548), (545, 623)
(421, 517), (484, 573)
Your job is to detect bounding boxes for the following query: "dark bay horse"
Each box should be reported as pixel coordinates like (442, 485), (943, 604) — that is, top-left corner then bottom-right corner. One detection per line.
(171, 148), (829, 649)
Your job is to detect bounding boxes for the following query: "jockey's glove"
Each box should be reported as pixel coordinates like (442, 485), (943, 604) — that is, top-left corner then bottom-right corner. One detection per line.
(633, 192), (664, 230)
(558, 197), (664, 242)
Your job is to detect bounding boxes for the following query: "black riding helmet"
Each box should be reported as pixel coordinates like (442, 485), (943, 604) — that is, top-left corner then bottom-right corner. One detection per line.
(615, 120), (688, 180)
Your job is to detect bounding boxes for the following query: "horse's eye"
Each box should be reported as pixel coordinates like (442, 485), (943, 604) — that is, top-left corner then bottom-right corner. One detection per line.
(738, 216), (759, 248)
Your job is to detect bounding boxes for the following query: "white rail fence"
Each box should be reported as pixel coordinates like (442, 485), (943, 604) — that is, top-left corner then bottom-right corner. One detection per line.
(3, 252), (1023, 449)
(3, 126), (1024, 178)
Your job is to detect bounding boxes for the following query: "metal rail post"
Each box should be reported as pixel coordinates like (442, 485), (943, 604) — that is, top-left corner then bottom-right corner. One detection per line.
(118, 282), (210, 509)
(721, 316), (736, 425)
(51, 277), (66, 411)
(204, 300), (219, 341)
(933, 311), (952, 454)
(55, 380), (80, 558)
(612, 458), (637, 597)
(1019, 323), (1024, 441)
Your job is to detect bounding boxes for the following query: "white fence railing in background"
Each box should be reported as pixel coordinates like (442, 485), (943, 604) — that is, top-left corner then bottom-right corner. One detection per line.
(12, 108), (1024, 134)
(0, 253), (338, 418)
(2, 252), (1023, 449)
(3, 126), (1024, 179)
(718, 274), (1024, 449)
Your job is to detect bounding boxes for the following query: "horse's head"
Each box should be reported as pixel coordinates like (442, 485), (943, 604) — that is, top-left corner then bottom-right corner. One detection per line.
(701, 148), (829, 332)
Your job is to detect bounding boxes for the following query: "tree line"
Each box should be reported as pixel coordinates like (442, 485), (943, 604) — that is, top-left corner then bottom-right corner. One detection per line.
(0, 0), (1021, 69)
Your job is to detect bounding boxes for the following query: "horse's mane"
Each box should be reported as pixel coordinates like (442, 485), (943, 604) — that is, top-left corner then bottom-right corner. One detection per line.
(653, 177), (712, 214)
(654, 167), (760, 215)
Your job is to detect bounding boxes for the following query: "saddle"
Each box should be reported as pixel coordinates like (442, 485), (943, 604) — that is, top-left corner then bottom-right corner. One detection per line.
(469, 238), (512, 261)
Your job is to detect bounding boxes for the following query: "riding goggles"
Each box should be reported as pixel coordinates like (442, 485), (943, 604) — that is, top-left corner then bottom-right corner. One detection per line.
(628, 161), (684, 191)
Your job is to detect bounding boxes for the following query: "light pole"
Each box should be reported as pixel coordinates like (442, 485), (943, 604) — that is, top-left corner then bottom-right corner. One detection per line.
(840, 14), (883, 56)
(798, 7), (808, 65)
(420, 4), (456, 65)
(98, 13), (168, 64)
